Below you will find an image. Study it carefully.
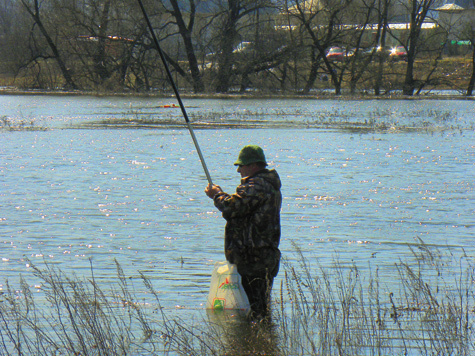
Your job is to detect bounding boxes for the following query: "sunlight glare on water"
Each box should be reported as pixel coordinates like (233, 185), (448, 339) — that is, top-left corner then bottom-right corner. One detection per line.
(0, 95), (474, 312)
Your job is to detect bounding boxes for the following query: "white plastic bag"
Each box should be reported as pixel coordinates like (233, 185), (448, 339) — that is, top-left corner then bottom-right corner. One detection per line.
(206, 261), (250, 312)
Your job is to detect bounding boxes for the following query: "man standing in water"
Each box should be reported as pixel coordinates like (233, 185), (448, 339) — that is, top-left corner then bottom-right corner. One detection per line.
(205, 145), (282, 320)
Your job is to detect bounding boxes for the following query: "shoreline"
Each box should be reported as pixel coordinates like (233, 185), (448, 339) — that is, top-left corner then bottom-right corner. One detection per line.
(0, 87), (473, 101)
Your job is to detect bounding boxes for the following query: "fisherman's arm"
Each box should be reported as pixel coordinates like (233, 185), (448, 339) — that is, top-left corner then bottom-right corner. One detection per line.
(206, 181), (262, 219)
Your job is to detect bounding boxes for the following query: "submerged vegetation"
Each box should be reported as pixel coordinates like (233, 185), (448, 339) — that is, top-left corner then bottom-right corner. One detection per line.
(74, 106), (471, 134)
(1, 239), (473, 355)
(0, 116), (47, 131)
(16, 97), (458, 133)
(1, 103), (472, 135)
(2, 104), (471, 134)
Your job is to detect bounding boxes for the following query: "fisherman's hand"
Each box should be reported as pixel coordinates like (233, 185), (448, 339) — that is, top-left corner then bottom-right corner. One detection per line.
(205, 184), (222, 199)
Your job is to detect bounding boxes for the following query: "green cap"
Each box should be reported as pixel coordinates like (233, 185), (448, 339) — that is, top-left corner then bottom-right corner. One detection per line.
(234, 145), (268, 166)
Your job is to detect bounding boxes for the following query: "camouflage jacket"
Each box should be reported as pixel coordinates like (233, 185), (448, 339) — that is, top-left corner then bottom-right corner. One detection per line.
(213, 169), (282, 276)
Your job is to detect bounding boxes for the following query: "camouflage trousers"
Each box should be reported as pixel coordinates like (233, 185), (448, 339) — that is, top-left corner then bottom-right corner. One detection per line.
(226, 247), (281, 319)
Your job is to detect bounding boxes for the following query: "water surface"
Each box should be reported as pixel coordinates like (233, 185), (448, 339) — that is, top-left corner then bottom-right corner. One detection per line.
(1, 95), (473, 313)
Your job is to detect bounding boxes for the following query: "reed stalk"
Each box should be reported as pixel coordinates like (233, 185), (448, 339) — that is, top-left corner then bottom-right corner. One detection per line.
(0, 239), (473, 355)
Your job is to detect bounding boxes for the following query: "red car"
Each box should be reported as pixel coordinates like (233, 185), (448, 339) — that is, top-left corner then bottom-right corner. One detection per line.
(389, 46), (408, 61)
(326, 47), (355, 61)
(326, 47), (345, 61)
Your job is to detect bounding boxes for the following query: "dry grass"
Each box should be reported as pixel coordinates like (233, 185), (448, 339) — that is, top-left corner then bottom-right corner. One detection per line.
(274, 239), (474, 355)
(0, 239), (473, 355)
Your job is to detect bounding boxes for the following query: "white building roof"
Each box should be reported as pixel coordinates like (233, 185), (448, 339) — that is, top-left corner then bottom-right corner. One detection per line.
(436, 3), (465, 11)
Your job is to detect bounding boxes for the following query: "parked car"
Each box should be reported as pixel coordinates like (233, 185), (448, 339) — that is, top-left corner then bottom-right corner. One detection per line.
(389, 46), (408, 61)
(326, 47), (345, 61)
(326, 47), (354, 61)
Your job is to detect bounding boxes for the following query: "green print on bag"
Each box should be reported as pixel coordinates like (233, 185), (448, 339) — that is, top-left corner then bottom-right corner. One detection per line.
(206, 261), (250, 311)
(219, 277), (240, 290)
(213, 298), (225, 309)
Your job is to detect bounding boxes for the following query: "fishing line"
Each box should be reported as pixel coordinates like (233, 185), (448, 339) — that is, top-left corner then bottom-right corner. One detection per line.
(137, 0), (213, 185)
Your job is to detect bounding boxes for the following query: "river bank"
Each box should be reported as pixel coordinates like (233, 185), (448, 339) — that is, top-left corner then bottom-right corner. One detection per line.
(1, 55), (473, 97)
(0, 87), (474, 100)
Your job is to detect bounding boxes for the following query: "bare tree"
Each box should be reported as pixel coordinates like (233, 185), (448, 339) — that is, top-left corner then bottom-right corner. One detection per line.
(93, 0), (113, 82)
(238, 42), (297, 92)
(0, 0), (14, 38)
(345, 0), (382, 95)
(1, 0), (472, 94)
(467, 39), (475, 96)
(54, 0), (143, 90)
(435, 1), (475, 96)
(282, 0), (359, 95)
(19, 0), (78, 89)
(0, 0), (21, 68)
(154, 0), (205, 93)
(204, 0), (274, 93)
(372, 0), (390, 95)
(401, 0), (437, 95)
(234, 8), (293, 92)
(464, 1), (475, 96)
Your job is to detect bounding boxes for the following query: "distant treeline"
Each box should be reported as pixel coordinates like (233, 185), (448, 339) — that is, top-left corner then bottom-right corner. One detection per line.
(0, 0), (474, 95)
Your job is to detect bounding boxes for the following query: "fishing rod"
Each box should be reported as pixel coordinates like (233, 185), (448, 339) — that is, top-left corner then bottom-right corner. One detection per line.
(137, 0), (213, 185)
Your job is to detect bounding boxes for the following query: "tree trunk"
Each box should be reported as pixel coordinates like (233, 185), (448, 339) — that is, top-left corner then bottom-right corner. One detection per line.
(239, 70), (251, 92)
(21, 0), (78, 90)
(303, 47), (319, 94)
(169, 0), (204, 93)
(93, 0), (112, 83)
(403, 0), (436, 96)
(403, 0), (417, 96)
(403, 59), (415, 95)
(374, 0), (389, 95)
(374, 51), (385, 95)
(215, 0), (240, 93)
(467, 44), (475, 96)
